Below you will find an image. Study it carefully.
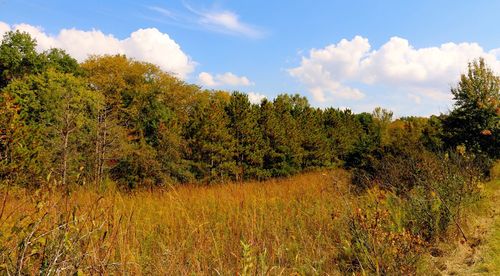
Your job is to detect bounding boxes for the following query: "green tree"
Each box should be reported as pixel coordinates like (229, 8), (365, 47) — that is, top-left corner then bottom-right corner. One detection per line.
(295, 102), (330, 169)
(0, 69), (102, 188)
(322, 108), (361, 164)
(344, 112), (380, 169)
(225, 92), (266, 180)
(42, 48), (81, 75)
(83, 55), (193, 187)
(443, 58), (500, 158)
(372, 107), (393, 146)
(259, 95), (303, 177)
(185, 92), (237, 182)
(421, 115), (444, 152)
(0, 31), (43, 88)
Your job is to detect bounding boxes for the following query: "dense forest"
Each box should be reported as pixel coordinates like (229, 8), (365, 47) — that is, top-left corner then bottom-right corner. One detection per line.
(0, 30), (499, 274)
(1, 30), (497, 190)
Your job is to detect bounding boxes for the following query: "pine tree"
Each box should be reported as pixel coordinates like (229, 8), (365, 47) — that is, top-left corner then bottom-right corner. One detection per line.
(225, 92), (266, 180)
(259, 95), (303, 177)
(185, 92), (237, 183)
(298, 106), (330, 168)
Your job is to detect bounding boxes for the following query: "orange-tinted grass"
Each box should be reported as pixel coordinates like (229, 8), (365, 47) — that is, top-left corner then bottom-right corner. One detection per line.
(0, 169), (351, 274)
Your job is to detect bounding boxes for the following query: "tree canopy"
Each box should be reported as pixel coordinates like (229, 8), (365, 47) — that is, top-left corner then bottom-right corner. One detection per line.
(0, 32), (498, 189)
(443, 58), (500, 158)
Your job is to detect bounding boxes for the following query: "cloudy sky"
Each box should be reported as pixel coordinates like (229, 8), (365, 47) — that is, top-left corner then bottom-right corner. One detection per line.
(1, 0), (500, 116)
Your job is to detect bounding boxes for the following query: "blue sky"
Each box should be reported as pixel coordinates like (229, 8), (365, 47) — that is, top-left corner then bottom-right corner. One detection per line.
(2, 0), (500, 116)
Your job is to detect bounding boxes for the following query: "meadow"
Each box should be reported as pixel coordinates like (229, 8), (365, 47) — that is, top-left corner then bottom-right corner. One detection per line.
(0, 170), (353, 274)
(0, 31), (498, 275)
(1, 165), (499, 275)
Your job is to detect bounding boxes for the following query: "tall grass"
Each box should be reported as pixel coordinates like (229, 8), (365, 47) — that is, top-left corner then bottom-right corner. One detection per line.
(0, 158), (490, 274)
(0, 170), (352, 274)
(473, 162), (500, 273)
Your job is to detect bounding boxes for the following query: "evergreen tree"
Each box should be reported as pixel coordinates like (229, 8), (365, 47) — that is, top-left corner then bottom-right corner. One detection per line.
(322, 108), (361, 164)
(298, 106), (330, 168)
(225, 92), (266, 180)
(185, 92), (237, 182)
(259, 95), (303, 177)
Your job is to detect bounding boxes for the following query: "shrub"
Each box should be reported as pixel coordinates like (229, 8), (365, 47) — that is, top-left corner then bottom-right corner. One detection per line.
(343, 140), (487, 274)
(336, 188), (426, 274)
(352, 146), (483, 238)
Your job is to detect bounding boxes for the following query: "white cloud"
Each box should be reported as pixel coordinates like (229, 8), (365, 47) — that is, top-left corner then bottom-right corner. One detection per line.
(149, 6), (177, 20)
(198, 72), (217, 86)
(247, 92), (266, 104)
(289, 36), (500, 104)
(197, 10), (263, 38)
(217, 72), (252, 86)
(0, 22), (10, 35)
(150, 4), (265, 39)
(0, 21), (195, 78)
(198, 71), (253, 87)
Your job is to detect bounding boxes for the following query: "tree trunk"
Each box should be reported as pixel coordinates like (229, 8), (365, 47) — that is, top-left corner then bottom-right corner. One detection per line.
(94, 112), (101, 186)
(62, 130), (69, 190)
(94, 107), (110, 187)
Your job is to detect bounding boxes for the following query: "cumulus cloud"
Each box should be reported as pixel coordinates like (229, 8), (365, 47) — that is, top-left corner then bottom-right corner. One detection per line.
(198, 72), (217, 86)
(0, 21), (195, 78)
(247, 92), (266, 104)
(198, 71), (253, 87)
(289, 36), (500, 103)
(0, 22), (10, 34)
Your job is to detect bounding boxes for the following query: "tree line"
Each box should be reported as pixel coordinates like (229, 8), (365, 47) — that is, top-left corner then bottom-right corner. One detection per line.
(0, 31), (498, 189)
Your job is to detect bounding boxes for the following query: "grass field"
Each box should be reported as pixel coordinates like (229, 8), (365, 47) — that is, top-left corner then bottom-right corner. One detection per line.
(472, 163), (500, 274)
(1, 165), (498, 275)
(422, 162), (500, 275)
(0, 170), (353, 275)
(481, 178), (500, 273)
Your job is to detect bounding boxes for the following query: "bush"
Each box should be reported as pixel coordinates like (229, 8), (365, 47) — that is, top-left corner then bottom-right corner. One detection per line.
(110, 144), (164, 189)
(342, 140), (488, 274)
(404, 186), (451, 241)
(336, 188), (426, 274)
(352, 146), (484, 238)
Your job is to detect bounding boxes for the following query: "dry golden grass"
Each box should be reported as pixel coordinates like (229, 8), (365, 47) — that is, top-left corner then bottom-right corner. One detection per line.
(0, 169), (352, 275)
(417, 161), (500, 275)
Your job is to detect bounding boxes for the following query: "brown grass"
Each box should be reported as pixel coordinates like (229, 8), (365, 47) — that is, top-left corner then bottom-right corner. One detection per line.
(0, 169), (352, 275)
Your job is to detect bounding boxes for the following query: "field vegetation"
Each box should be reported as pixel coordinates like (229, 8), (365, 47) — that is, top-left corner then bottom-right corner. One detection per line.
(0, 170), (348, 274)
(0, 31), (498, 274)
(0, 162), (497, 274)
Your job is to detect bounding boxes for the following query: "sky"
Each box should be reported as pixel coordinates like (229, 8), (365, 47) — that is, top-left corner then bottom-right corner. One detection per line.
(2, 0), (500, 116)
